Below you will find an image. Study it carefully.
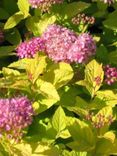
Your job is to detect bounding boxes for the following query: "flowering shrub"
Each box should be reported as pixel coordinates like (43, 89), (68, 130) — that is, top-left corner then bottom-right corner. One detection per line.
(0, 0), (117, 155)
(0, 97), (33, 140)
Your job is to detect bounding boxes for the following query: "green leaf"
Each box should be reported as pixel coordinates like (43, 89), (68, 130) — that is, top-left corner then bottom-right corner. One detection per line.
(4, 11), (24, 29)
(66, 117), (95, 151)
(103, 10), (117, 30)
(17, 0), (30, 17)
(96, 44), (108, 63)
(57, 86), (81, 108)
(0, 8), (9, 19)
(63, 2), (90, 18)
(69, 96), (88, 117)
(26, 15), (56, 36)
(108, 51), (117, 65)
(52, 106), (66, 136)
(111, 139), (117, 154)
(2, 0), (18, 15)
(43, 62), (74, 89)
(51, 2), (90, 19)
(5, 28), (21, 45)
(0, 46), (16, 57)
(77, 60), (104, 97)
(94, 132), (116, 155)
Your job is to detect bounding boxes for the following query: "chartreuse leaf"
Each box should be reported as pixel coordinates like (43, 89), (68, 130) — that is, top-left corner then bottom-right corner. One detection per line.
(36, 79), (60, 102)
(4, 11), (24, 29)
(26, 15), (56, 36)
(62, 150), (87, 156)
(0, 74), (31, 93)
(14, 142), (59, 156)
(43, 62), (74, 89)
(8, 58), (33, 69)
(66, 117), (95, 151)
(2, 67), (20, 76)
(77, 60), (104, 97)
(94, 106), (113, 118)
(90, 90), (117, 109)
(4, 0), (30, 30)
(93, 131), (116, 155)
(17, 0), (30, 17)
(26, 55), (47, 83)
(35, 98), (58, 114)
(52, 106), (66, 137)
(93, 106), (113, 122)
(59, 129), (71, 139)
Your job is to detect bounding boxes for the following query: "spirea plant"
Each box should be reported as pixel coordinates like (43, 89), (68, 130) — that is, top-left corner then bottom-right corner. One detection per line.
(0, 0), (117, 155)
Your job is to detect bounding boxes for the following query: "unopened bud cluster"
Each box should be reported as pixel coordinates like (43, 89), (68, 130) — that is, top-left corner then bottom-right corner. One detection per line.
(0, 97), (34, 141)
(102, 0), (115, 5)
(86, 113), (114, 129)
(28, 0), (63, 12)
(72, 14), (95, 25)
(104, 65), (117, 85)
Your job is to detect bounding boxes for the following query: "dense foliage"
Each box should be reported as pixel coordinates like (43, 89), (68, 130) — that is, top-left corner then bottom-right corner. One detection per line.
(0, 0), (117, 155)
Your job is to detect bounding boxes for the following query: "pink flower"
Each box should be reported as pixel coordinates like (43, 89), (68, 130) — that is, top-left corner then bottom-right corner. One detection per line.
(0, 97), (34, 140)
(16, 37), (45, 58)
(68, 33), (96, 63)
(42, 24), (96, 63)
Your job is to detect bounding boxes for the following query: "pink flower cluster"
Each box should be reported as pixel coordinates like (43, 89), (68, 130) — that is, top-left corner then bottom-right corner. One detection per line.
(0, 97), (33, 140)
(17, 24), (96, 63)
(0, 30), (4, 44)
(42, 24), (96, 63)
(16, 37), (45, 58)
(28, 0), (63, 11)
(104, 65), (117, 85)
(67, 33), (96, 63)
